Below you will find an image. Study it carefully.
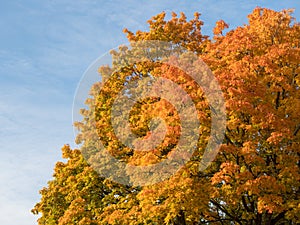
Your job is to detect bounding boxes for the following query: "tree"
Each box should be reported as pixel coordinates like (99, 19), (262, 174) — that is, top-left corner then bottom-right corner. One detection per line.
(33, 8), (300, 224)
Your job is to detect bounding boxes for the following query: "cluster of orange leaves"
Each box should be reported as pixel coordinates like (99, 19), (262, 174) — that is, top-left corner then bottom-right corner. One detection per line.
(33, 8), (300, 225)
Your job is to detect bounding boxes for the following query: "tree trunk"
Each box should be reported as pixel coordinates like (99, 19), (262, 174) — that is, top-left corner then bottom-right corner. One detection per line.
(173, 210), (186, 225)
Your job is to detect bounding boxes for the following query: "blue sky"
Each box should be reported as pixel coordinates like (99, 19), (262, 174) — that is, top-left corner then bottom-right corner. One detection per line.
(0, 0), (299, 224)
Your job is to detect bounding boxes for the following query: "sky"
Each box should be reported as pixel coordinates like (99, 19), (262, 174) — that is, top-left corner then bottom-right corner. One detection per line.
(0, 0), (299, 224)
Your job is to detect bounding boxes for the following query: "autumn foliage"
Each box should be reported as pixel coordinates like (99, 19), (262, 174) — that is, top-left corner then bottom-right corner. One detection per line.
(33, 8), (300, 224)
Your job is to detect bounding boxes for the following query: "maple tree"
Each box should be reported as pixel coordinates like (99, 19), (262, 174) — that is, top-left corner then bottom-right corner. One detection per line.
(33, 8), (300, 224)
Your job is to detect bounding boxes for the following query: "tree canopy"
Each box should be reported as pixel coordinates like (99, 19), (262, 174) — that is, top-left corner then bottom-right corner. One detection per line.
(33, 8), (300, 225)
